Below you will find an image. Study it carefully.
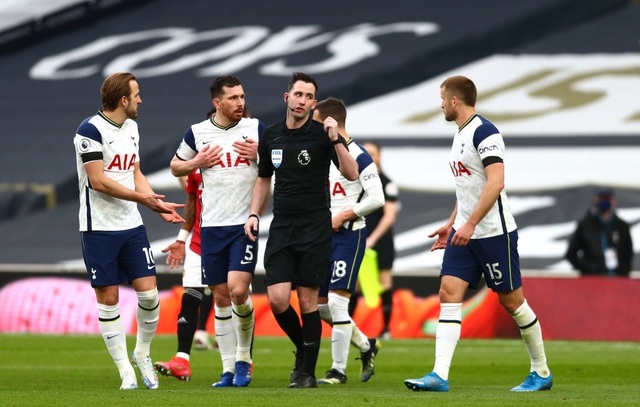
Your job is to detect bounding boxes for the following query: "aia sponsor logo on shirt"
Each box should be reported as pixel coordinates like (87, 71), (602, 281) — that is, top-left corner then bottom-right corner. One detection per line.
(450, 160), (471, 177)
(107, 154), (136, 171)
(216, 152), (251, 168)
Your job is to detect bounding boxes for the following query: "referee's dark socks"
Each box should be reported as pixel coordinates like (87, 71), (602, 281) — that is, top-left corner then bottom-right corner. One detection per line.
(274, 305), (303, 350)
(301, 310), (321, 376)
(381, 289), (393, 330)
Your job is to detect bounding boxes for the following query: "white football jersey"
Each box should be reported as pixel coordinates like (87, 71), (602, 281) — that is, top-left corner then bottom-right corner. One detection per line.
(449, 114), (517, 238)
(175, 117), (262, 227)
(74, 112), (143, 232)
(329, 140), (384, 230)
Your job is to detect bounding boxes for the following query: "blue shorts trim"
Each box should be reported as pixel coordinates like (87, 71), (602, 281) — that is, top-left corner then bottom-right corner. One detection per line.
(441, 229), (521, 292)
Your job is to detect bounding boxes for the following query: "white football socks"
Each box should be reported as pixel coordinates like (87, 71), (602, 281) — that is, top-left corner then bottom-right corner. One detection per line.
(328, 293), (352, 373)
(134, 288), (159, 360)
(511, 299), (550, 377)
(232, 296), (254, 363)
(215, 305), (237, 374)
(97, 302), (133, 377)
(433, 303), (462, 380)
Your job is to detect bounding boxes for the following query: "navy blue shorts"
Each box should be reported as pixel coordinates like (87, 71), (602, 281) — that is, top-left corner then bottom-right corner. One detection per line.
(441, 229), (521, 292)
(200, 225), (257, 286)
(320, 226), (366, 297)
(81, 225), (155, 287)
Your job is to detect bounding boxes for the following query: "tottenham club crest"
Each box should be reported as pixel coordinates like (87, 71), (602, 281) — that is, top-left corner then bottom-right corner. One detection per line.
(271, 149), (283, 168)
(298, 150), (311, 165)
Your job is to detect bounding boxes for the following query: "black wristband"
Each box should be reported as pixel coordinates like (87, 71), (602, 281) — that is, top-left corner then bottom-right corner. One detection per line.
(331, 138), (342, 145)
(249, 214), (260, 221)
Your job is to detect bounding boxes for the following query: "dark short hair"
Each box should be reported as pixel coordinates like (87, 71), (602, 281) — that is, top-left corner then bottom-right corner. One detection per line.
(288, 72), (318, 95)
(101, 72), (136, 111)
(315, 97), (346, 126)
(210, 75), (242, 99)
(596, 187), (614, 198)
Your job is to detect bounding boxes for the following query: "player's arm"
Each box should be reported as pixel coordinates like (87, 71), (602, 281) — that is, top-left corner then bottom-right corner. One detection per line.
(177, 175), (187, 189)
(429, 202), (457, 251)
(333, 140), (358, 181)
(324, 117), (358, 181)
(451, 162), (504, 246)
(366, 200), (398, 247)
(334, 162), (385, 230)
(132, 163), (185, 222)
(180, 190), (197, 233)
(161, 189), (196, 268)
(84, 160), (173, 215)
(84, 160), (141, 202)
(170, 144), (223, 177)
(244, 176), (271, 241)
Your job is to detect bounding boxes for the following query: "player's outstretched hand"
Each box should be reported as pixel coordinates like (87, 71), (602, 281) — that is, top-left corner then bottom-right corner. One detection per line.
(148, 199), (185, 223)
(162, 241), (186, 269)
(140, 193), (171, 212)
(428, 225), (451, 251)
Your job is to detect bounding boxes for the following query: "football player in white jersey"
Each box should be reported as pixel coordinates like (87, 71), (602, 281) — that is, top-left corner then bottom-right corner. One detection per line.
(154, 169), (205, 381)
(170, 76), (262, 388)
(73, 72), (184, 390)
(404, 75), (552, 393)
(312, 98), (385, 385)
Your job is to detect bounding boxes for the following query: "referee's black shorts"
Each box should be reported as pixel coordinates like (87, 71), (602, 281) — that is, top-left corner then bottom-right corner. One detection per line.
(264, 209), (331, 288)
(373, 233), (396, 270)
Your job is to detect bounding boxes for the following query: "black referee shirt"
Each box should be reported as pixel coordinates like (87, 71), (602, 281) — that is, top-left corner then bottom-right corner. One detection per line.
(258, 115), (342, 215)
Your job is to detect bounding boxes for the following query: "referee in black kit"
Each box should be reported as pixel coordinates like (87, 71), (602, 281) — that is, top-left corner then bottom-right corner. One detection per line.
(244, 72), (358, 388)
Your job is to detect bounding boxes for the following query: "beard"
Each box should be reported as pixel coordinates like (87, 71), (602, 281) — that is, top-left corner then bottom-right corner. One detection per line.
(444, 109), (456, 122)
(125, 104), (138, 119)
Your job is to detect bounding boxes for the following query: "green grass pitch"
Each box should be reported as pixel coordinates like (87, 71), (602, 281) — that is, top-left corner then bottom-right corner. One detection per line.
(1, 334), (639, 406)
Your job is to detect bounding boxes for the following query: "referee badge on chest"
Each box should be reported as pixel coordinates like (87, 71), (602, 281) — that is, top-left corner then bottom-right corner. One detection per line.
(298, 150), (310, 165)
(271, 149), (283, 168)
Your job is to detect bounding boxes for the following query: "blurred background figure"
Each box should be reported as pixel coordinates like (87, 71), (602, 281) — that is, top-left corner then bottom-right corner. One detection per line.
(350, 142), (399, 339)
(565, 187), (634, 276)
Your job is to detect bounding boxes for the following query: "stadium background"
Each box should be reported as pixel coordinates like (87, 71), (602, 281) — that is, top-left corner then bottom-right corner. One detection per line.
(0, 0), (638, 340)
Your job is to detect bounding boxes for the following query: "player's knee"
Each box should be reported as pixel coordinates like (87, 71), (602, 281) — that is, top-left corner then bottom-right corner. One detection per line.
(229, 287), (249, 305)
(498, 289), (525, 314)
(137, 287), (159, 309)
(318, 303), (332, 324)
(97, 302), (119, 319)
(268, 296), (290, 314)
(328, 292), (350, 321)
